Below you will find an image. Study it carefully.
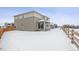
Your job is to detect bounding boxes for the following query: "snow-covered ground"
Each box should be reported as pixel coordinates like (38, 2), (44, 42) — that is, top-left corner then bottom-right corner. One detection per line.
(0, 28), (78, 51)
(74, 29), (79, 32)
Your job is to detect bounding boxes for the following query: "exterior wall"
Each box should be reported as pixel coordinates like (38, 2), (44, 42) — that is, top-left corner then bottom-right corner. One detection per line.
(34, 17), (50, 31)
(33, 13), (44, 19)
(14, 11), (50, 31)
(24, 13), (34, 18)
(14, 12), (45, 20)
(45, 22), (50, 31)
(14, 17), (37, 31)
(33, 17), (41, 30)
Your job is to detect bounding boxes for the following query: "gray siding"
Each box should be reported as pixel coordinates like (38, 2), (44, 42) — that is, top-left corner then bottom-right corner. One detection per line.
(33, 17), (42, 30)
(14, 11), (50, 31)
(14, 17), (37, 31)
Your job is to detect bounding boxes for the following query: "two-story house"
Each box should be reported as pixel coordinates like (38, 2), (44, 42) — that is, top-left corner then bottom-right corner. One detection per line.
(14, 11), (50, 31)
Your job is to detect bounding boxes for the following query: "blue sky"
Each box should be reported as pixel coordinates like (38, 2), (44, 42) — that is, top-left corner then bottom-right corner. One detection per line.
(0, 7), (79, 26)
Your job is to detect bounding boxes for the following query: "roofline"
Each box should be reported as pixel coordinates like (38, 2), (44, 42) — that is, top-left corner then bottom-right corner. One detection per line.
(14, 11), (50, 19)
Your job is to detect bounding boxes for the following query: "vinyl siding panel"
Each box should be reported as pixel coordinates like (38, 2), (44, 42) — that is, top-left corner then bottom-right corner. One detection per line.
(14, 17), (37, 31)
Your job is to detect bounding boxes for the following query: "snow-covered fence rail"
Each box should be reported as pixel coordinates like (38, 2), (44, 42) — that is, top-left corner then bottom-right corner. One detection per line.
(62, 27), (79, 49)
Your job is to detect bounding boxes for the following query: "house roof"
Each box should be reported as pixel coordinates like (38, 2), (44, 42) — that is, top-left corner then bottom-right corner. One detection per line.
(14, 11), (49, 19)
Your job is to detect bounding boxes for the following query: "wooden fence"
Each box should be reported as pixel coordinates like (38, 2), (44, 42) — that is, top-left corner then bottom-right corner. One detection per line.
(62, 27), (79, 49)
(0, 26), (16, 39)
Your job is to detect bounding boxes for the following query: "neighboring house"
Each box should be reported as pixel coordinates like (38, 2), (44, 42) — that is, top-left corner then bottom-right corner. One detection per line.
(4, 23), (15, 28)
(50, 22), (58, 29)
(50, 22), (54, 29)
(0, 26), (1, 28)
(14, 11), (50, 31)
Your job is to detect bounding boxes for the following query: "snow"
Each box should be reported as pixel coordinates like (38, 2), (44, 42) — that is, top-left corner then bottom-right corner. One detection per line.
(0, 28), (78, 51)
(38, 20), (50, 22)
(74, 29), (79, 32)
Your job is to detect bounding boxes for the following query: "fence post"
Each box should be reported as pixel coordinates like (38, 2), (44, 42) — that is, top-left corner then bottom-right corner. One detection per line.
(71, 29), (74, 44)
(68, 27), (70, 38)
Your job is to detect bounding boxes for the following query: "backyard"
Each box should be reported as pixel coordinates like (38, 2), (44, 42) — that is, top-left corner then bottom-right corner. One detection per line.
(0, 28), (78, 51)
